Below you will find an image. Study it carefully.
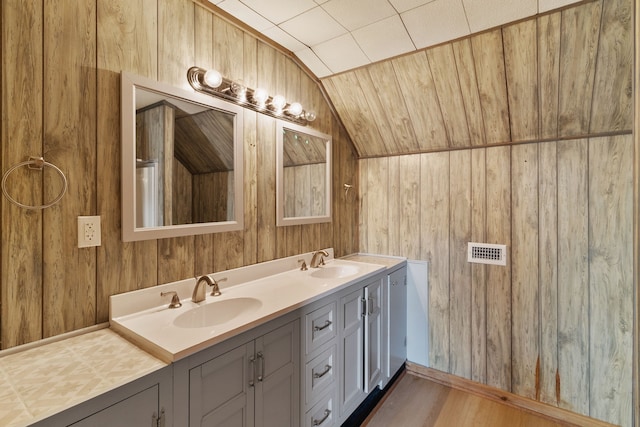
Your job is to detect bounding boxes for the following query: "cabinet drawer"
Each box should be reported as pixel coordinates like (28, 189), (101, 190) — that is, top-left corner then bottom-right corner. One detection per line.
(305, 301), (336, 354)
(305, 389), (336, 427)
(305, 345), (336, 406)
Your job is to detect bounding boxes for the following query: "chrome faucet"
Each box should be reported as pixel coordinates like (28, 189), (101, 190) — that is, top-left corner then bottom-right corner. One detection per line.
(310, 249), (329, 268)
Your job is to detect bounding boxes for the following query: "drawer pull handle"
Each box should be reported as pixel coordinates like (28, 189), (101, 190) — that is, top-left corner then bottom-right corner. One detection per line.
(314, 320), (332, 331)
(257, 351), (264, 382)
(313, 364), (332, 379)
(312, 409), (331, 426)
(249, 355), (256, 387)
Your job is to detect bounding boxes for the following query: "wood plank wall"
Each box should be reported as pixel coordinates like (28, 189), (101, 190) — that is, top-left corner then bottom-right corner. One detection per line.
(354, 0), (634, 426)
(0, 0), (358, 348)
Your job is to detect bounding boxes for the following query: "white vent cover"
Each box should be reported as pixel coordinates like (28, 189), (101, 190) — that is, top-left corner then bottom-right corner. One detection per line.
(467, 242), (507, 266)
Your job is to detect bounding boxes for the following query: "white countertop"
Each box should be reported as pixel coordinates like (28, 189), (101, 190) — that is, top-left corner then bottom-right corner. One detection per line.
(110, 252), (387, 362)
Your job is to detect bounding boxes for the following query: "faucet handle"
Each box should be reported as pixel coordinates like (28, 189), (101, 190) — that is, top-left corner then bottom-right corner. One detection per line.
(160, 291), (182, 309)
(298, 259), (308, 271)
(210, 277), (227, 296)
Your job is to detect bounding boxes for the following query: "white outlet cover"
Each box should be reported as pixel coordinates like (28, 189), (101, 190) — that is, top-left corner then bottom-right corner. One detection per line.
(78, 215), (101, 248)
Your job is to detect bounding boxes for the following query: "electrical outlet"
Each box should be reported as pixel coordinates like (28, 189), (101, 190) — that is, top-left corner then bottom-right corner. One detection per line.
(78, 216), (101, 248)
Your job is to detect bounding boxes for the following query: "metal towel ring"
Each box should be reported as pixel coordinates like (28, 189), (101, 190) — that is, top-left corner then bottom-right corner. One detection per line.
(1, 156), (68, 210)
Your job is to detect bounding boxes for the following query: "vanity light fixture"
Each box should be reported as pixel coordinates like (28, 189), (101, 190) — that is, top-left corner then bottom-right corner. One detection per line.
(187, 66), (315, 125)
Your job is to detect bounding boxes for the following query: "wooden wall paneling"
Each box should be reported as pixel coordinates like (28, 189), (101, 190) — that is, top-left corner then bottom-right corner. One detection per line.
(470, 148), (487, 383)
(634, 4), (639, 424)
(193, 3), (216, 275)
(510, 143), (539, 399)
(470, 30), (511, 145)
(42, 0), (96, 337)
(212, 16), (245, 271)
(242, 33), (258, 265)
(391, 53), (449, 152)
(426, 44), (471, 148)
(363, 61), (420, 153)
(452, 39), (486, 147)
(358, 158), (369, 253)
(256, 42), (277, 263)
(326, 72), (386, 157)
(538, 141), (559, 406)
(589, 0), (633, 133)
(157, 0), (196, 283)
(397, 155), (421, 260)
(95, 0), (158, 323)
(449, 150), (472, 379)
(484, 146), (511, 390)
(556, 139), (589, 414)
(365, 157), (389, 255)
(387, 157), (401, 256)
(353, 68), (401, 155)
(421, 151), (450, 372)
(334, 120), (358, 257)
(588, 135), (633, 426)
(503, 20), (539, 142)
(557, 1), (602, 136)
(1, 0), (44, 347)
(537, 12), (561, 139)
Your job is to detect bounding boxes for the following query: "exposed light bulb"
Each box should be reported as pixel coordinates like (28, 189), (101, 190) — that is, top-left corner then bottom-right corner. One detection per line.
(271, 95), (286, 111)
(252, 88), (268, 106)
(304, 110), (317, 122)
(230, 82), (246, 101)
(287, 102), (303, 117)
(203, 69), (223, 88)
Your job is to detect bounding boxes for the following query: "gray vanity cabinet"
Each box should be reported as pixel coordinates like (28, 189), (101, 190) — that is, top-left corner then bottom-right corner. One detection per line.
(383, 265), (407, 387)
(185, 319), (300, 427)
(338, 275), (384, 421)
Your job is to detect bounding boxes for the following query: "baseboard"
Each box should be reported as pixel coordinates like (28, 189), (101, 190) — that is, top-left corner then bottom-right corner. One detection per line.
(406, 362), (617, 427)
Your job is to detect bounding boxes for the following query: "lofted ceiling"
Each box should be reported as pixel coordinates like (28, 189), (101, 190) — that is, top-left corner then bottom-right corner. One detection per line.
(207, 0), (581, 77)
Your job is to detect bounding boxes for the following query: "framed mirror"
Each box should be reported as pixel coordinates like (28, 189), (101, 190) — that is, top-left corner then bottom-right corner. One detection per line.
(276, 121), (331, 226)
(121, 72), (244, 241)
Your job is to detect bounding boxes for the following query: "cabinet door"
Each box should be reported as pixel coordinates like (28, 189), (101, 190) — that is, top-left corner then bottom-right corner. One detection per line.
(70, 384), (159, 427)
(364, 279), (383, 393)
(339, 287), (365, 415)
(190, 343), (255, 427)
(388, 268), (407, 377)
(255, 321), (299, 427)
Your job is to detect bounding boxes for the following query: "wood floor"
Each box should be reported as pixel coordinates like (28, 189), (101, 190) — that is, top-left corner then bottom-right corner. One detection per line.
(363, 373), (569, 427)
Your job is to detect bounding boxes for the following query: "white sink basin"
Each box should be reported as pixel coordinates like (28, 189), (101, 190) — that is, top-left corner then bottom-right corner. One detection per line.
(310, 264), (360, 279)
(173, 297), (262, 328)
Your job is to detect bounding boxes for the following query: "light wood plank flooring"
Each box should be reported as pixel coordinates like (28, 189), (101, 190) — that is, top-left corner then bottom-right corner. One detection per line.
(364, 373), (569, 427)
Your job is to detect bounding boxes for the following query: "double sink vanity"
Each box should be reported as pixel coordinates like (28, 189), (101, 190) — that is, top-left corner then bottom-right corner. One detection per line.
(5, 249), (406, 427)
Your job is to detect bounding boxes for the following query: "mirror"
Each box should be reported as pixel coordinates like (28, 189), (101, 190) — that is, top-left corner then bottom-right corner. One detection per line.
(121, 72), (244, 241)
(276, 121), (331, 226)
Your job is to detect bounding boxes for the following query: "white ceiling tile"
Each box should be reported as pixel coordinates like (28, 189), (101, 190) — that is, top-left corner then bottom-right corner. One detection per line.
(352, 15), (415, 62)
(388, 0), (437, 13)
(312, 34), (371, 74)
(208, 0), (224, 4)
(315, 0), (331, 3)
(322, 0), (397, 31)
(238, 0), (317, 24)
(280, 7), (348, 47)
(462, 0), (537, 33)
(538, 0), (581, 13)
(295, 48), (333, 77)
(262, 26), (307, 52)
(217, 0), (274, 31)
(402, 0), (470, 49)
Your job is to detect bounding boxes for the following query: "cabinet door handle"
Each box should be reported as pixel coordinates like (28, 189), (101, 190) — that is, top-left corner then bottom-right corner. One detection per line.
(313, 364), (332, 379)
(312, 409), (331, 426)
(249, 355), (256, 387)
(361, 298), (367, 318)
(313, 320), (332, 331)
(368, 297), (374, 315)
(257, 351), (264, 382)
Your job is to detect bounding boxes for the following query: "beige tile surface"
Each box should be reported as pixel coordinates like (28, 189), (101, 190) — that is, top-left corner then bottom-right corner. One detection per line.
(0, 328), (166, 427)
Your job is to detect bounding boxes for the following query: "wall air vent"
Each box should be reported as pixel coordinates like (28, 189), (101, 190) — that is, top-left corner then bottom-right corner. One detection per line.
(467, 242), (507, 266)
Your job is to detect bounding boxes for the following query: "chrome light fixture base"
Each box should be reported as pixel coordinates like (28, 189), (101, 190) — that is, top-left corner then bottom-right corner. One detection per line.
(187, 66), (315, 126)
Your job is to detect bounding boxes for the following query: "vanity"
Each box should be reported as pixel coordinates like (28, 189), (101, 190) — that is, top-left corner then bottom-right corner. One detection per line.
(6, 250), (405, 427)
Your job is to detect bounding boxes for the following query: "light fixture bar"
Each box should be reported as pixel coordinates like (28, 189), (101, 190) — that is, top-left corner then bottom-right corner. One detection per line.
(187, 66), (315, 126)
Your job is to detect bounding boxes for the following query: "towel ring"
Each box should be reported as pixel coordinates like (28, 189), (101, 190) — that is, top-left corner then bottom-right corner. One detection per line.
(1, 156), (68, 210)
